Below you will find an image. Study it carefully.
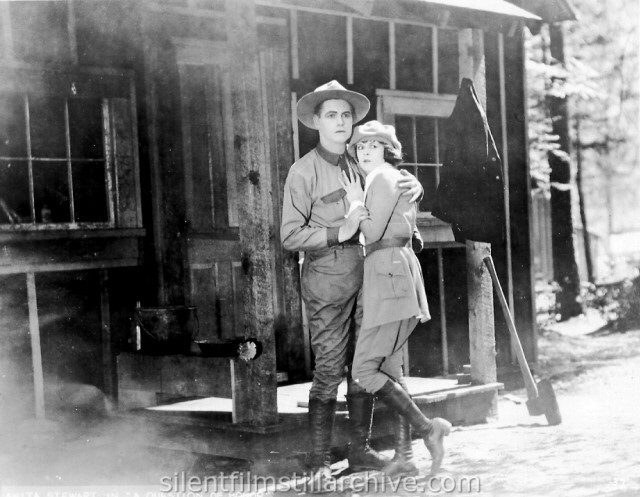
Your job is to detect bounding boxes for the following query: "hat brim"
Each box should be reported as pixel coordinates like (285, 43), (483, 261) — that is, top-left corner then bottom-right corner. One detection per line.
(296, 89), (370, 130)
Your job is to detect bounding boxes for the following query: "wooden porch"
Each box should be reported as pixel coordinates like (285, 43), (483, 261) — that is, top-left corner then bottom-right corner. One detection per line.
(121, 376), (502, 467)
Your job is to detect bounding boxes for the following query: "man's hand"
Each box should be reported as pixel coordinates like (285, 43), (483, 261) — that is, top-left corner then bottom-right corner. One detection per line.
(397, 169), (423, 204)
(339, 167), (364, 205)
(338, 205), (369, 242)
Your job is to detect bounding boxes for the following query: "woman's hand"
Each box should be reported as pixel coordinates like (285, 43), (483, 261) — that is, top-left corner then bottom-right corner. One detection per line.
(397, 169), (424, 203)
(339, 167), (364, 205)
(338, 205), (369, 242)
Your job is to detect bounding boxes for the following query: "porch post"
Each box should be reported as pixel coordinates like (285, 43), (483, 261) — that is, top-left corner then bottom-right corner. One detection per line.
(225, 0), (278, 426)
(460, 29), (498, 416)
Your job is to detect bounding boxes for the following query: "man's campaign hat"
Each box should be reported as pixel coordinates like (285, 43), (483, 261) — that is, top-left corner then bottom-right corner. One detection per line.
(296, 80), (370, 130)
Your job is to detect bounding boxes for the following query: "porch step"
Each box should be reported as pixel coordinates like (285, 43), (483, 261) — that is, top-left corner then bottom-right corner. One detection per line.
(119, 380), (503, 475)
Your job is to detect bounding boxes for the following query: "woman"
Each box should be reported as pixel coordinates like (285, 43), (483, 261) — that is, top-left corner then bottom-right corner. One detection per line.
(341, 120), (452, 477)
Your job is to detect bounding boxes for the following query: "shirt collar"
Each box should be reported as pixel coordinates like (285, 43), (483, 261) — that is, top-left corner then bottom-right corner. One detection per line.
(316, 143), (347, 166)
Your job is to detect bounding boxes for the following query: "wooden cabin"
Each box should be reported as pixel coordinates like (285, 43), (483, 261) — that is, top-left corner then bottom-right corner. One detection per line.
(0, 0), (569, 429)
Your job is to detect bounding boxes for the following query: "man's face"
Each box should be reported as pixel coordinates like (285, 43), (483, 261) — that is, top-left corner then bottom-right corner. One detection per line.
(313, 99), (353, 146)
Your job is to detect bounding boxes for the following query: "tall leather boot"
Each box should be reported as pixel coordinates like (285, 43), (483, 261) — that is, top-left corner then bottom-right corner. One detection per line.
(383, 379), (419, 478)
(307, 398), (336, 490)
(346, 392), (391, 471)
(376, 380), (451, 475)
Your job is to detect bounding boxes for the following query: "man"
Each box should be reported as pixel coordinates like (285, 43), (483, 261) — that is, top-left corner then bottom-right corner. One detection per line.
(280, 81), (423, 480)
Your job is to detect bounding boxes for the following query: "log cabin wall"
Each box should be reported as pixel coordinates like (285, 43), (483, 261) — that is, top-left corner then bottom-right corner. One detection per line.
(260, 0), (537, 375)
(485, 29), (537, 367)
(0, 0), (539, 424)
(0, 1), (145, 420)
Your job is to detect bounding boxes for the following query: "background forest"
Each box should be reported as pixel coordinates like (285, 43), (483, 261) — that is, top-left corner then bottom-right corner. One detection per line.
(526, 0), (639, 323)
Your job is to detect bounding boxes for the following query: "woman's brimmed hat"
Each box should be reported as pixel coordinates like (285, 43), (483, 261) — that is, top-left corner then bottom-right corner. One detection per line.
(296, 80), (370, 130)
(348, 120), (402, 157)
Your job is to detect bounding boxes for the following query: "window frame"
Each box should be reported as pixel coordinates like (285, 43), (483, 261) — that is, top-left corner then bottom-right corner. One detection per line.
(376, 89), (456, 223)
(0, 65), (141, 232)
(0, 94), (114, 228)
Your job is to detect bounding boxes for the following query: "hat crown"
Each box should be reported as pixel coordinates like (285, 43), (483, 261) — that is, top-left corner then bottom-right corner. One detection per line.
(314, 80), (347, 93)
(357, 120), (396, 137)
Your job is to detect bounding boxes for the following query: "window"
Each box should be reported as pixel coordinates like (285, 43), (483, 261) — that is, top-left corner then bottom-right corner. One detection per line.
(0, 67), (140, 231)
(395, 115), (445, 213)
(0, 94), (110, 226)
(382, 26), (461, 214)
(377, 90), (456, 216)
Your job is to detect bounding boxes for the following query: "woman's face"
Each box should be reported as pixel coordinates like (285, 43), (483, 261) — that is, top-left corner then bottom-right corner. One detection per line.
(356, 140), (385, 175)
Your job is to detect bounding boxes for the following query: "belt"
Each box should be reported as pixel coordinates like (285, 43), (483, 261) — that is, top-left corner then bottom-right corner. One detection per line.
(340, 238), (362, 247)
(365, 237), (411, 256)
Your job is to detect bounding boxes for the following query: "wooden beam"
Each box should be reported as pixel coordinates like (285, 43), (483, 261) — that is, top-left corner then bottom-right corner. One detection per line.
(459, 30), (497, 417)
(26, 272), (45, 419)
(498, 33), (515, 318)
(141, 22), (167, 304)
(67, 0), (79, 65)
(0, 2), (13, 62)
(99, 269), (114, 398)
(289, 10), (299, 80)
(438, 247), (449, 375)
(291, 92), (300, 161)
(466, 241), (497, 389)
(225, 0), (278, 427)
(389, 21), (396, 90)
(346, 16), (354, 85)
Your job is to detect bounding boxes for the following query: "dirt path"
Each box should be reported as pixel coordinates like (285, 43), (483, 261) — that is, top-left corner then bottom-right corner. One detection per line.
(2, 322), (639, 496)
(336, 325), (640, 496)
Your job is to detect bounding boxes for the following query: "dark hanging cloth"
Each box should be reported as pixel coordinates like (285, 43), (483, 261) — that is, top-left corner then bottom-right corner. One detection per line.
(431, 78), (506, 246)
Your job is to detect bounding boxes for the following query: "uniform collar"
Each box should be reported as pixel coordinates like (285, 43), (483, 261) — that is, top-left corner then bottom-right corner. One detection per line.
(316, 143), (347, 166)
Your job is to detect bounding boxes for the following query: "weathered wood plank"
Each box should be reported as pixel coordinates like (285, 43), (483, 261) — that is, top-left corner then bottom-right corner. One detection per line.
(0, 237), (141, 270)
(26, 272), (45, 419)
(466, 241), (497, 387)
(460, 30), (497, 417)
(225, 0), (278, 426)
(189, 265), (218, 340)
(111, 98), (140, 228)
(100, 269), (114, 398)
(259, 46), (305, 381)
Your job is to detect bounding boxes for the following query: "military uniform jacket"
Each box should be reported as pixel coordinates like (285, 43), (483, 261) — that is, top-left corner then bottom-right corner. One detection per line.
(280, 144), (355, 251)
(360, 164), (430, 330)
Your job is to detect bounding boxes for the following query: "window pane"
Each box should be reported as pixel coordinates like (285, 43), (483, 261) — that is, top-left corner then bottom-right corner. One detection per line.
(417, 166), (438, 212)
(395, 116), (415, 163)
(68, 98), (104, 159)
(0, 160), (31, 223)
(72, 161), (108, 223)
(33, 161), (70, 223)
(396, 24), (433, 92)
(416, 117), (437, 164)
(29, 96), (67, 158)
(0, 95), (27, 157)
(438, 28), (459, 94)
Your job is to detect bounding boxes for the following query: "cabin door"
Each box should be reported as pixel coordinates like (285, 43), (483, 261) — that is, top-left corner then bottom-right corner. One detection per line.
(176, 40), (306, 381)
(176, 40), (243, 345)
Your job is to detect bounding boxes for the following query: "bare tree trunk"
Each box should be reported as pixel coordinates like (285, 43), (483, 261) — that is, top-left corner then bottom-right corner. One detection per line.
(547, 23), (582, 319)
(575, 116), (595, 283)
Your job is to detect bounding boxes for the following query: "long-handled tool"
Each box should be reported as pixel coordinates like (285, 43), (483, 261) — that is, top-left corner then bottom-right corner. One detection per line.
(483, 256), (562, 425)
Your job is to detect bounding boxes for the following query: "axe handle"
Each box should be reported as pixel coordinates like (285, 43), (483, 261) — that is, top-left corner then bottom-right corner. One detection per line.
(483, 256), (539, 400)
